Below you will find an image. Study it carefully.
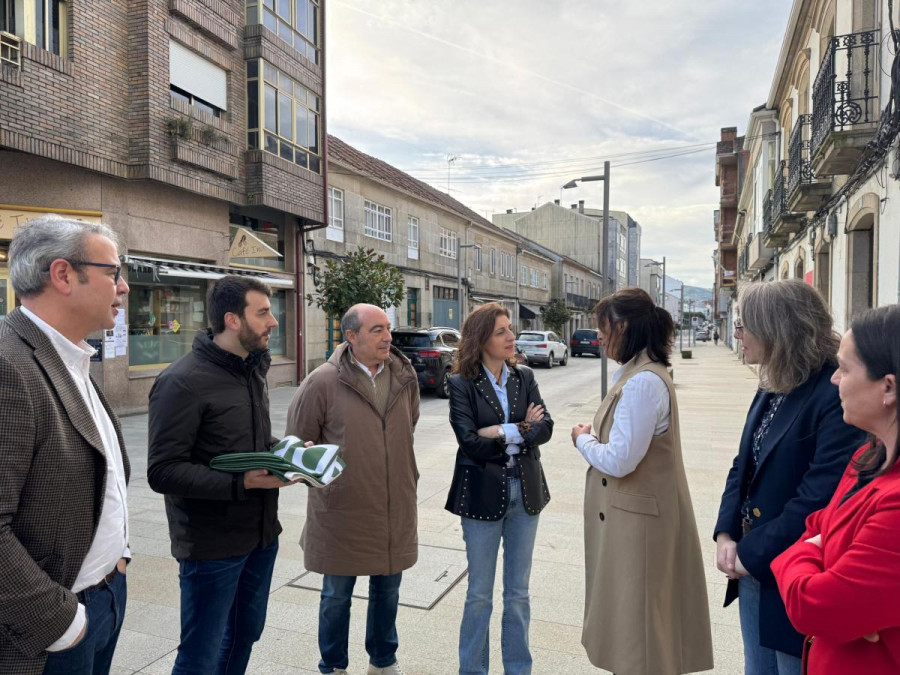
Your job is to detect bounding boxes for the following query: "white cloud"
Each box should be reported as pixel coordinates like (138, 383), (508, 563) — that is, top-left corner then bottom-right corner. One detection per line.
(326, 0), (793, 287)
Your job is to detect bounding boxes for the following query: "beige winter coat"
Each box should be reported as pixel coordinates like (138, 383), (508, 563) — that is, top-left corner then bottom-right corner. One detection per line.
(286, 342), (420, 576)
(582, 352), (713, 675)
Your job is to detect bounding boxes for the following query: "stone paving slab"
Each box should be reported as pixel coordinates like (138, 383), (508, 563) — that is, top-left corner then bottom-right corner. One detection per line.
(106, 341), (758, 673)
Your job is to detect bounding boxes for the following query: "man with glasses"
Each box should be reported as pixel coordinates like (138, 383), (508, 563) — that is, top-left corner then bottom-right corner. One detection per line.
(0, 214), (131, 675)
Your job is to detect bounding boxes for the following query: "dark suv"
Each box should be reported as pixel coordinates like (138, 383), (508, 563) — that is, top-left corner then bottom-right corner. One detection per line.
(391, 327), (460, 398)
(571, 329), (602, 357)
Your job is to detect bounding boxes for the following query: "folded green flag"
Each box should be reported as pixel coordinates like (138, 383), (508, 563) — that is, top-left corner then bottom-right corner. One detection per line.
(210, 436), (345, 488)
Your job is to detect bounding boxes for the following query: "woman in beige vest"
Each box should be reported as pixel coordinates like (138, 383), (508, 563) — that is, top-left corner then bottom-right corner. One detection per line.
(571, 288), (713, 674)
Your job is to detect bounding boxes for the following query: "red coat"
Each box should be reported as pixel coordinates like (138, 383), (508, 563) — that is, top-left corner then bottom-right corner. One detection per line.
(771, 444), (900, 675)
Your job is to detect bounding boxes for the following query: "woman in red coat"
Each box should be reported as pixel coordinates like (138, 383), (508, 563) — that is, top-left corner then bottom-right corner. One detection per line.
(771, 304), (900, 674)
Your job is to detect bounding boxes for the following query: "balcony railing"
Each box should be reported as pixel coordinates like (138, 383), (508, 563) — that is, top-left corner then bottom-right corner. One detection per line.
(566, 293), (594, 311)
(788, 114), (814, 197)
(0, 31), (20, 69)
(772, 160), (787, 219)
(811, 30), (879, 161)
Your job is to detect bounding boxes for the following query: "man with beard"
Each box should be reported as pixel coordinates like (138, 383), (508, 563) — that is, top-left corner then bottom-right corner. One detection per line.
(148, 275), (298, 675)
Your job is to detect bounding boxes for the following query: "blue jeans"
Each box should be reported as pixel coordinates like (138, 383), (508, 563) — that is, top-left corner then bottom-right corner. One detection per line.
(459, 477), (539, 675)
(739, 575), (802, 675)
(172, 540), (279, 675)
(43, 569), (127, 675)
(318, 572), (403, 673)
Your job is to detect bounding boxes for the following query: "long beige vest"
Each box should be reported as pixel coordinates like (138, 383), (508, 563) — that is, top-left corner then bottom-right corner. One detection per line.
(582, 353), (713, 675)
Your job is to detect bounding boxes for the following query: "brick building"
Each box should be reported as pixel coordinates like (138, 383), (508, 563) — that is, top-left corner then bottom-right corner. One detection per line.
(0, 0), (327, 411)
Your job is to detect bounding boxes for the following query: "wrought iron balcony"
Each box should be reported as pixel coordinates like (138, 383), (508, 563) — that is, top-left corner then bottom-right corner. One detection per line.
(788, 114), (831, 211)
(566, 292), (594, 311)
(811, 30), (880, 175)
(764, 161), (802, 246)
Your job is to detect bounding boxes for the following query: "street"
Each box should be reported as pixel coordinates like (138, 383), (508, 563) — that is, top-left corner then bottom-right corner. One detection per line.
(115, 341), (758, 674)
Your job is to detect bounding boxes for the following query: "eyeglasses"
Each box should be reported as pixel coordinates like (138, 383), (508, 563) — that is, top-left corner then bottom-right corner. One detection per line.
(45, 259), (123, 284)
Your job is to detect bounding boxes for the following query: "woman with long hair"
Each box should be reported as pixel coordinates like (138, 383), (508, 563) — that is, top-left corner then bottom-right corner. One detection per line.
(445, 302), (553, 675)
(572, 288), (713, 674)
(714, 280), (866, 674)
(772, 305), (900, 674)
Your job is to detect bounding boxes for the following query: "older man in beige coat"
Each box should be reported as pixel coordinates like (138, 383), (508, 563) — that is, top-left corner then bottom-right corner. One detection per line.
(286, 304), (419, 675)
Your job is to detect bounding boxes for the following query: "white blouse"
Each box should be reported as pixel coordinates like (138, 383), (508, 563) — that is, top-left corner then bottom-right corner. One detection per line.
(575, 368), (671, 478)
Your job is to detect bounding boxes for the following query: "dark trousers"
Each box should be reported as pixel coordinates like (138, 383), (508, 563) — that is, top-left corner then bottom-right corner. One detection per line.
(318, 572), (402, 673)
(172, 540), (279, 675)
(42, 570), (127, 675)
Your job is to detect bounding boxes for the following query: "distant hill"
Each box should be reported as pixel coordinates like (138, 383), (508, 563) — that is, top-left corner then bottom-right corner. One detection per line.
(664, 276), (713, 304)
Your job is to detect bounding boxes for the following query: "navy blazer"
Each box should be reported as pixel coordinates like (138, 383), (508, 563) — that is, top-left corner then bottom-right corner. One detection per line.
(714, 362), (867, 656)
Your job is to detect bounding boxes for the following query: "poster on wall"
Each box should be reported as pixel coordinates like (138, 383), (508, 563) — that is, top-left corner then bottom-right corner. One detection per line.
(805, 271), (814, 286)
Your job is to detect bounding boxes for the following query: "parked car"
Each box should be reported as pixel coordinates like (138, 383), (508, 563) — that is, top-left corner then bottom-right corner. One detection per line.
(695, 327), (710, 342)
(570, 328), (602, 357)
(515, 330), (568, 368)
(391, 326), (460, 398)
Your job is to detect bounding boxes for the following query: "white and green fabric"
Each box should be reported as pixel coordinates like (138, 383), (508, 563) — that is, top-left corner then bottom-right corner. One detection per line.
(210, 435), (345, 487)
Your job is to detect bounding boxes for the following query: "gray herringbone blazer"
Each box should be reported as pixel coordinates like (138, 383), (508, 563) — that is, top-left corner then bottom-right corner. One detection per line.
(0, 309), (130, 675)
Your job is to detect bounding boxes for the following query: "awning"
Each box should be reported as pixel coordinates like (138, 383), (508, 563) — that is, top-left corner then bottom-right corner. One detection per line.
(519, 303), (540, 320)
(123, 255), (295, 288)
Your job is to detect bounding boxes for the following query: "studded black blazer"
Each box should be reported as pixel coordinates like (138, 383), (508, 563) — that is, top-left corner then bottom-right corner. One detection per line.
(444, 364), (553, 521)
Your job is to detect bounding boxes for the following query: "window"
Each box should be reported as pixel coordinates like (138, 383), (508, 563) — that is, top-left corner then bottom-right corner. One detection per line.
(521, 265), (527, 285)
(474, 246), (482, 272)
(407, 216), (419, 260)
(542, 273), (547, 289)
(169, 41), (227, 117)
(440, 228), (457, 259)
(364, 200), (392, 241)
(441, 332), (460, 347)
(3, 0), (67, 57)
(246, 0), (320, 65)
(327, 188), (343, 242)
(229, 214), (286, 270)
(268, 290), (288, 355)
(490, 248), (496, 275)
(246, 59), (322, 173)
(531, 269), (539, 287)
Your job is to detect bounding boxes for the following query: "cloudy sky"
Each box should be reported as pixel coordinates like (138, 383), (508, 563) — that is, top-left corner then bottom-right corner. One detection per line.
(325, 0), (793, 287)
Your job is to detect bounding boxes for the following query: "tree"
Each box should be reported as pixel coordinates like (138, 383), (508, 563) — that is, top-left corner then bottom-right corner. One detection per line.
(305, 246), (405, 320)
(540, 297), (573, 336)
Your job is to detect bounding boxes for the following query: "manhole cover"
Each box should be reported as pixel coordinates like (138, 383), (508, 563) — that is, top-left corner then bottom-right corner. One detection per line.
(288, 544), (468, 610)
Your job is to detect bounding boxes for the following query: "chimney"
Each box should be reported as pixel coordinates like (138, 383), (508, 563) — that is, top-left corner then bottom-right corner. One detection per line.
(554, 199), (560, 205)
(571, 203), (578, 210)
(506, 209), (513, 214)
(578, 200), (585, 214)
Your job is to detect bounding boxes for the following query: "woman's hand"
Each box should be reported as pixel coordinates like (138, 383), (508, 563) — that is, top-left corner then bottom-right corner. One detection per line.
(715, 533), (740, 579)
(571, 423), (592, 445)
(525, 402), (545, 423)
(477, 425), (501, 439)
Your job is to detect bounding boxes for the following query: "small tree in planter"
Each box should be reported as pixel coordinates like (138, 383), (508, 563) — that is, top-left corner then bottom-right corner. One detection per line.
(540, 297), (573, 336)
(306, 247), (405, 339)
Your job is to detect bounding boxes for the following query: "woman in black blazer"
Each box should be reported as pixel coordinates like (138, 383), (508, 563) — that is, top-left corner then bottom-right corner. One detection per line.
(445, 302), (553, 675)
(714, 280), (867, 674)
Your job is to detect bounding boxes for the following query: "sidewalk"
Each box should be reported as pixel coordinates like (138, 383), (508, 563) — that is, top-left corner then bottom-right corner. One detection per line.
(113, 341), (760, 674)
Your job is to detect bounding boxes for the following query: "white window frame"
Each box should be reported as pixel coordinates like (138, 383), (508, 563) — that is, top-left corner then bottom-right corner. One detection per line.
(521, 265), (527, 285)
(326, 187), (344, 242)
(490, 248), (496, 275)
(542, 273), (547, 289)
(364, 200), (392, 242)
(407, 215), (419, 260)
(531, 269), (539, 287)
(474, 245), (482, 272)
(439, 228), (457, 259)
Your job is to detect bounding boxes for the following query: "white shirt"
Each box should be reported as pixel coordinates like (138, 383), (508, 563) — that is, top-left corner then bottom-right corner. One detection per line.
(21, 307), (130, 651)
(575, 366), (671, 478)
(481, 363), (525, 462)
(350, 349), (386, 384)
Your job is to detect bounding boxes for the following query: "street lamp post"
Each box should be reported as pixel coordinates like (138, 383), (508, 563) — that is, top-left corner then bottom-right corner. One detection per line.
(562, 161), (611, 397)
(456, 242), (478, 329)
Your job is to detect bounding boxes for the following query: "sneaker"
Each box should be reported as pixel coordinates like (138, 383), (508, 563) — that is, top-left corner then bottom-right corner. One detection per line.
(366, 661), (406, 675)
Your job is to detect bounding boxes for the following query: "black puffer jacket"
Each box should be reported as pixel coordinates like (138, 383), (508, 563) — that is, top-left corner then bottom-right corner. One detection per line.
(445, 365), (553, 520)
(148, 330), (280, 560)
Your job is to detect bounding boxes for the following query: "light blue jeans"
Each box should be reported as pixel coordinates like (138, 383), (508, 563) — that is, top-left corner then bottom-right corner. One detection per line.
(459, 477), (540, 675)
(739, 575), (802, 675)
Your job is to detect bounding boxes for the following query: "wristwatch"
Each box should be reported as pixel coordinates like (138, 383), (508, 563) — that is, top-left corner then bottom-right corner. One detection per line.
(497, 426), (506, 442)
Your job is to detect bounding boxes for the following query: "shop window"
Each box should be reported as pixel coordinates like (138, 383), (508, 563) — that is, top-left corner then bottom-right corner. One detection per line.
(246, 58), (321, 173)
(246, 0), (320, 65)
(128, 271), (208, 368)
(229, 214), (286, 271)
(268, 290), (287, 356)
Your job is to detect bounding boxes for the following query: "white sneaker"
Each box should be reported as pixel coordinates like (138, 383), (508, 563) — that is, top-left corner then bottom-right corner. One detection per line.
(367, 661), (406, 675)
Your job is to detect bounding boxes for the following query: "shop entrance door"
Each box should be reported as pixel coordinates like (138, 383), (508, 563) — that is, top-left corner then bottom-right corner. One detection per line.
(0, 269), (13, 320)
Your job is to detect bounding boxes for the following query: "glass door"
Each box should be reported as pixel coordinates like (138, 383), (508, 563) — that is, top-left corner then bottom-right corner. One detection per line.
(0, 270), (11, 320)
